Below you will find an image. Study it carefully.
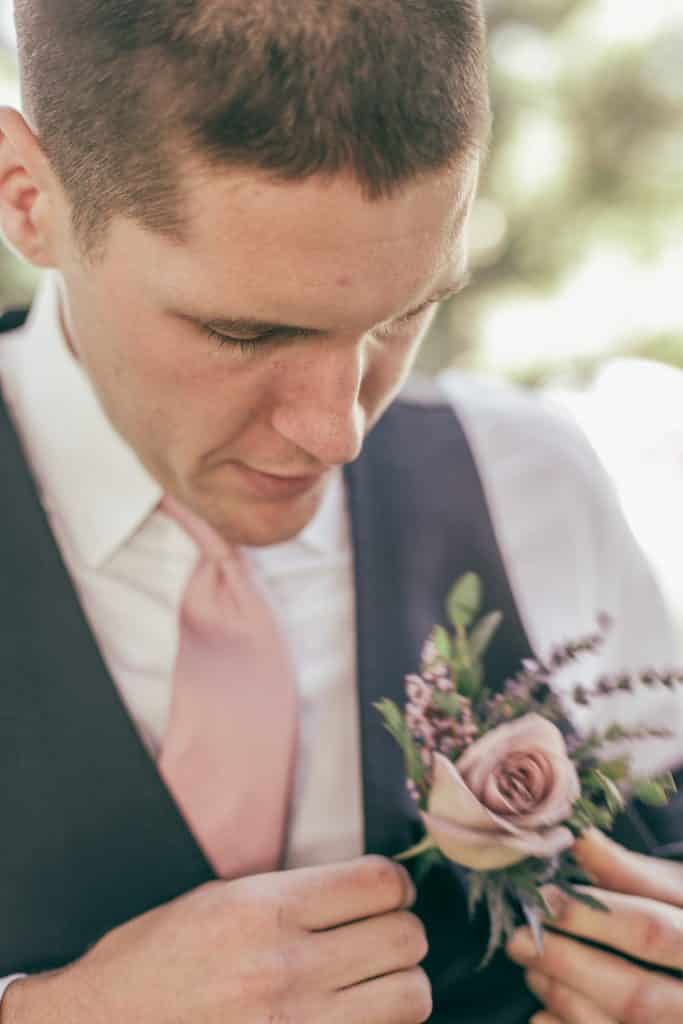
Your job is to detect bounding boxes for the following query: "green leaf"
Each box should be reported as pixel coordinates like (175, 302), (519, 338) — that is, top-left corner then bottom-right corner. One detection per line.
(454, 664), (481, 701)
(480, 879), (516, 968)
(593, 770), (626, 816)
(633, 774), (676, 807)
(447, 573), (482, 630)
(597, 758), (631, 782)
(432, 691), (463, 717)
(469, 610), (503, 661)
(373, 699), (425, 789)
(467, 871), (487, 917)
(394, 835), (437, 861)
(433, 626), (452, 661)
(555, 882), (609, 914)
(412, 849), (444, 886)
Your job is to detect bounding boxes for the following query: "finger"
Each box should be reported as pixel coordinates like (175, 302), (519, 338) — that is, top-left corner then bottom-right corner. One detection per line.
(507, 926), (683, 1023)
(574, 829), (683, 908)
(542, 883), (683, 971)
(526, 969), (616, 1024)
(332, 967), (432, 1024)
(286, 856), (416, 930)
(530, 1015), (564, 1024)
(311, 910), (428, 990)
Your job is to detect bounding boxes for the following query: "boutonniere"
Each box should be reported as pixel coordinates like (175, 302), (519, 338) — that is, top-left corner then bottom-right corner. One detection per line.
(376, 573), (681, 964)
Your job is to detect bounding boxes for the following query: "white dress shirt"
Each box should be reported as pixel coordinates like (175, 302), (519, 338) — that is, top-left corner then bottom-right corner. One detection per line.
(0, 274), (681, 999)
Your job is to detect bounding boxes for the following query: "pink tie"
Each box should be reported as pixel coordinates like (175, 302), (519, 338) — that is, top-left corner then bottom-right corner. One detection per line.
(158, 496), (298, 880)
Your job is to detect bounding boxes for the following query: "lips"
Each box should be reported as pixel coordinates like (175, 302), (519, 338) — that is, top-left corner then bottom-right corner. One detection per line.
(233, 462), (327, 499)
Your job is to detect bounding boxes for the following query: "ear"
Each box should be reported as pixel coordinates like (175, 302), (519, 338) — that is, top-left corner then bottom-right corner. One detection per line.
(0, 106), (61, 268)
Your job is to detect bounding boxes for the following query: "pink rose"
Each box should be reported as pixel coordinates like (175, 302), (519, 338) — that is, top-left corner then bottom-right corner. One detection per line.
(421, 713), (581, 870)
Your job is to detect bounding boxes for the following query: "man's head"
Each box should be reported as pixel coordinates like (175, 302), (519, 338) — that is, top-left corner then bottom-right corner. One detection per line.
(0, 0), (488, 546)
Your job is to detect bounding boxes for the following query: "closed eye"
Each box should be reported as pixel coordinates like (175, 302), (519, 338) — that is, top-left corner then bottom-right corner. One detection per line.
(199, 272), (471, 353)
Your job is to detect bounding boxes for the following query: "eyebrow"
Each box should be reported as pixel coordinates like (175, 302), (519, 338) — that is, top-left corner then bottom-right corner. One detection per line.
(180, 274), (472, 338)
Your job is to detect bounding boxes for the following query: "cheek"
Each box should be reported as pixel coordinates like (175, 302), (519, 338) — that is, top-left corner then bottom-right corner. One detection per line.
(361, 329), (425, 417)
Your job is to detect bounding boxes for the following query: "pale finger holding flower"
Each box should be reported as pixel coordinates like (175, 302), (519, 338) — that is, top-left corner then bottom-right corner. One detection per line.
(507, 829), (683, 1024)
(376, 573), (683, 963)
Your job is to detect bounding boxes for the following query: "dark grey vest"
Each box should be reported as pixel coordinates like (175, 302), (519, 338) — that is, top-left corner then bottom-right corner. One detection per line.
(1, 310), (680, 1022)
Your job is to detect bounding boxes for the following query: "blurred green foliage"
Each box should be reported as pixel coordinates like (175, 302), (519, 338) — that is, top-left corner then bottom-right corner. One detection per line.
(422, 0), (683, 382)
(1, 0), (682, 384)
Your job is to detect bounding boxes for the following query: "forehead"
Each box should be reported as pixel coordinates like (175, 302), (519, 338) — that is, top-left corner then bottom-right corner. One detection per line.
(112, 159), (478, 322)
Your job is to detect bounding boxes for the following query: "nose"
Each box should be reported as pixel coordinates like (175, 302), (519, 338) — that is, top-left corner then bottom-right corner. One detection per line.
(270, 338), (367, 466)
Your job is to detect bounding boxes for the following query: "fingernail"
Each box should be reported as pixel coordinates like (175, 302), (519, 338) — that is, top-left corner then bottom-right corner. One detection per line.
(506, 928), (537, 963)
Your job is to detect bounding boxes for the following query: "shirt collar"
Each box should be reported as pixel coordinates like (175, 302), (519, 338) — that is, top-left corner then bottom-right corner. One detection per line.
(5, 272), (345, 568)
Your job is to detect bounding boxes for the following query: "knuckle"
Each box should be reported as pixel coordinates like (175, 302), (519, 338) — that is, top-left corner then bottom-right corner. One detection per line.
(271, 942), (306, 995)
(238, 943), (302, 1006)
(638, 906), (683, 966)
(361, 855), (407, 906)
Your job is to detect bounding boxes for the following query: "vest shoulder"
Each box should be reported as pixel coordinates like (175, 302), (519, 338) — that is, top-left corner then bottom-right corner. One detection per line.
(432, 368), (610, 495)
(396, 369), (607, 491)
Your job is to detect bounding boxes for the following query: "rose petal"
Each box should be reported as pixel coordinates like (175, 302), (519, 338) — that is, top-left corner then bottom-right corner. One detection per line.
(458, 714), (569, 798)
(508, 753), (581, 829)
(428, 752), (521, 835)
(481, 773), (519, 815)
(421, 810), (575, 871)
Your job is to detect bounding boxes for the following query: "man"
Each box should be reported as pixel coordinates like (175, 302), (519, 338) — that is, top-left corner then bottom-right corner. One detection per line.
(0, 1), (681, 1021)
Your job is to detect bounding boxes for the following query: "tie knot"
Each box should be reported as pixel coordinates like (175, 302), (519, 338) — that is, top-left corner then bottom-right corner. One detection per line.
(160, 495), (236, 564)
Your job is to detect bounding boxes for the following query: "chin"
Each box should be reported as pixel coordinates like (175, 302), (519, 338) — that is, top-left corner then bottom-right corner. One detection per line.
(204, 490), (324, 548)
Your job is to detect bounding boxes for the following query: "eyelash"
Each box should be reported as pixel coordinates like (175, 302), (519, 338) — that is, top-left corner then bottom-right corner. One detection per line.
(204, 327), (261, 354)
(203, 302), (435, 354)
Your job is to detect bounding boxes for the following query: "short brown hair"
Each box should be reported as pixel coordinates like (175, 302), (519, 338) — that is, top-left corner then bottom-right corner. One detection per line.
(15, 0), (489, 255)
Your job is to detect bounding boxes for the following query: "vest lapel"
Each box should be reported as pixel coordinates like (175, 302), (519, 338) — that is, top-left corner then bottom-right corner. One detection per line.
(345, 388), (534, 859)
(0, 389), (214, 974)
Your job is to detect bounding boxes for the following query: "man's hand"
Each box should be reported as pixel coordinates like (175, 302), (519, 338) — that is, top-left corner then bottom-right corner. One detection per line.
(506, 829), (683, 1024)
(2, 856), (431, 1024)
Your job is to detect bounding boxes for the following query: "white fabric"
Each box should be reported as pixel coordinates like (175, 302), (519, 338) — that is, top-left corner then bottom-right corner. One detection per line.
(548, 359), (683, 653)
(0, 273), (681, 993)
(0, 976), (27, 1003)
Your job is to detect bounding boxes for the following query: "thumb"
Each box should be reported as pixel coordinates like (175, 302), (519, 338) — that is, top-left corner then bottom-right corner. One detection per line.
(573, 828), (683, 908)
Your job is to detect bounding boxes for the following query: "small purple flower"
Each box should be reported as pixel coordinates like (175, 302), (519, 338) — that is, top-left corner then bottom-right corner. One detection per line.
(405, 673), (433, 707)
(420, 746), (434, 769)
(416, 721), (437, 748)
(406, 778), (420, 802)
(438, 736), (458, 756)
(405, 702), (425, 733)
